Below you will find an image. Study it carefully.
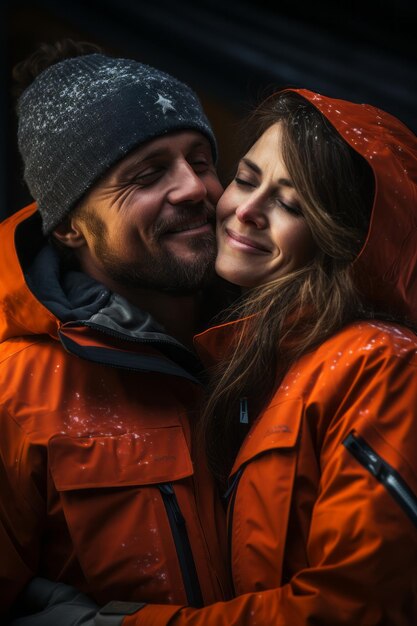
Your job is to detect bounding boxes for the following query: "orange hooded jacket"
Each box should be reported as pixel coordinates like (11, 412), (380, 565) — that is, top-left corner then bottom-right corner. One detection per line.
(122, 90), (417, 625)
(0, 206), (229, 618)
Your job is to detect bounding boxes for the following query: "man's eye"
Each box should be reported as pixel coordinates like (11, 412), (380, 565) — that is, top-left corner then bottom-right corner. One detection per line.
(190, 159), (210, 171)
(135, 169), (163, 184)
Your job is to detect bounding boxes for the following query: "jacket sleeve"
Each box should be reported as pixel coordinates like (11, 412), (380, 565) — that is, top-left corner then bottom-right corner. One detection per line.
(0, 405), (46, 617)
(123, 347), (417, 626)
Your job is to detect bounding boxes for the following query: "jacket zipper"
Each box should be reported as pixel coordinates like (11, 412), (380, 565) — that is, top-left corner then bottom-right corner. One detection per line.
(223, 469), (243, 595)
(343, 432), (417, 528)
(158, 483), (204, 607)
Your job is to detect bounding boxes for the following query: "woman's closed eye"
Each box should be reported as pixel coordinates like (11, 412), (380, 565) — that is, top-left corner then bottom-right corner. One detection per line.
(234, 176), (257, 188)
(275, 196), (303, 216)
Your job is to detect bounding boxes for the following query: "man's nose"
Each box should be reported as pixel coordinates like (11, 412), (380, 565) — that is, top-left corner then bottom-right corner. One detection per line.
(167, 161), (207, 204)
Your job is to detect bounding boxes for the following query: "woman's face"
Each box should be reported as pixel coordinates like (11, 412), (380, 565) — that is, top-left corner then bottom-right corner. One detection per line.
(216, 123), (317, 288)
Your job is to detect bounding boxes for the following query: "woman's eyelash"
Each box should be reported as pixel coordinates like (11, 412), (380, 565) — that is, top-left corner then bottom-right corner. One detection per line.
(235, 176), (255, 187)
(276, 197), (302, 216)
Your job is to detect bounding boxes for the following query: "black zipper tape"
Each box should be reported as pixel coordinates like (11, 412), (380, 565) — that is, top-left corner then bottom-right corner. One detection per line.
(159, 483), (203, 607)
(343, 432), (417, 529)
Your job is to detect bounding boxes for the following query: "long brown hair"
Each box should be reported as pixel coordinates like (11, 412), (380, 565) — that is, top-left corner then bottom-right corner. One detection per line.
(200, 91), (376, 486)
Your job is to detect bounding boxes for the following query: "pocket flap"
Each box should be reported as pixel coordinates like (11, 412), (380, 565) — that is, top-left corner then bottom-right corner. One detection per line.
(232, 398), (303, 473)
(49, 426), (193, 490)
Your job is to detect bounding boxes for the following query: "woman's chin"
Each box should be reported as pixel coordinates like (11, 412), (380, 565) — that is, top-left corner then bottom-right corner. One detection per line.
(215, 270), (255, 289)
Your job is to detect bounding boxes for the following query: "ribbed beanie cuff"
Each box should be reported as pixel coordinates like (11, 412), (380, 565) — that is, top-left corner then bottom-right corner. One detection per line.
(17, 54), (217, 234)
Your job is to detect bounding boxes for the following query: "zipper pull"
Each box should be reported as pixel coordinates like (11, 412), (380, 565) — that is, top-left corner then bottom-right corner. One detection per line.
(239, 397), (249, 424)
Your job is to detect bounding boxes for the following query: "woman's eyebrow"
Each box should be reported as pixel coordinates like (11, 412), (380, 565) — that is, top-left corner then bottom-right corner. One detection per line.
(241, 157), (294, 188)
(277, 177), (294, 189)
(241, 157), (262, 175)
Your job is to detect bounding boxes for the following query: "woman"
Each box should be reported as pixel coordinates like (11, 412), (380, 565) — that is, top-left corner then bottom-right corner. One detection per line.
(123, 89), (417, 625)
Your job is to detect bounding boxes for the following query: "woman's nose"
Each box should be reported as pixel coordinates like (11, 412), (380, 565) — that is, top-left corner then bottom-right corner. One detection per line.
(235, 195), (267, 228)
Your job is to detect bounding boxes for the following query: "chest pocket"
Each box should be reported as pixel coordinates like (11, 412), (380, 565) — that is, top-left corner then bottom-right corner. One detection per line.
(228, 398), (303, 595)
(48, 427), (193, 605)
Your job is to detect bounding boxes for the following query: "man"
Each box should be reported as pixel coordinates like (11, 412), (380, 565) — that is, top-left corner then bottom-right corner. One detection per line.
(0, 41), (229, 625)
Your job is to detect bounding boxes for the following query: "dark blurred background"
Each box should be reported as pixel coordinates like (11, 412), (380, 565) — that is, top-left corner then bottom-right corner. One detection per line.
(3, 0), (417, 222)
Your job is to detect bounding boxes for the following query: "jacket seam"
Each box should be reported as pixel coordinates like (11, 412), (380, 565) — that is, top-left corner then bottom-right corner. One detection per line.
(0, 337), (52, 365)
(0, 402), (46, 515)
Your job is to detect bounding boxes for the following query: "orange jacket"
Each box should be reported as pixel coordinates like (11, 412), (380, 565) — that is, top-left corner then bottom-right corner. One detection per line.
(0, 205), (229, 618)
(122, 90), (417, 625)
(125, 320), (417, 626)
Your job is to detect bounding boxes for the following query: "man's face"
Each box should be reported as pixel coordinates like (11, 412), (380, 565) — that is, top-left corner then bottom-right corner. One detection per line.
(73, 130), (223, 293)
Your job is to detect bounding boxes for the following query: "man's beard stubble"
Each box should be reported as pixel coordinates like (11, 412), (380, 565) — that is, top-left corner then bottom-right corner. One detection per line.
(84, 207), (217, 295)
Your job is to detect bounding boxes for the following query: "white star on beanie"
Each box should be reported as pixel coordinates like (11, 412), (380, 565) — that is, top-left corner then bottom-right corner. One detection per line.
(155, 93), (176, 114)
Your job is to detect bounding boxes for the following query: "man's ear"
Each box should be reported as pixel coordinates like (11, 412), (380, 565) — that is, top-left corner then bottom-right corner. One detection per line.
(52, 216), (86, 249)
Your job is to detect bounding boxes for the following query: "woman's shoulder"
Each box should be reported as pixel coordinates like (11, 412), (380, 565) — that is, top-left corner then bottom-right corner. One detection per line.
(313, 319), (417, 363)
(302, 320), (417, 377)
(276, 320), (417, 403)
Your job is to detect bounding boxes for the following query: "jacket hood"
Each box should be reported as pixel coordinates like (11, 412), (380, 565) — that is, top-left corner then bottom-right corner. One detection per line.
(0, 203), (116, 341)
(0, 203), (59, 341)
(291, 88), (417, 324)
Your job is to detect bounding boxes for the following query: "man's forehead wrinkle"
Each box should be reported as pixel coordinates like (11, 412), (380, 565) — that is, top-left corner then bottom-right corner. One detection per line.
(114, 136), (211, 178)
(118, 149), (167, 174)
(137, 134), (210, 158)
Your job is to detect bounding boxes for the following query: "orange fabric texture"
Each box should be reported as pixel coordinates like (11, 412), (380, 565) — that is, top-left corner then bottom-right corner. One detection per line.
(0, 205), (229, 617)
(123, 91), (417, 624)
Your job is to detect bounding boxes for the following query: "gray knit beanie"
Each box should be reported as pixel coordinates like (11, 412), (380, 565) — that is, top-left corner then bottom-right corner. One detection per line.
(17, 54), (217, 234)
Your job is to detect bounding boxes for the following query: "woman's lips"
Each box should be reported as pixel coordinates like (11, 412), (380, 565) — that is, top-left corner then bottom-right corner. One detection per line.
(224, 228), (271, 254)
